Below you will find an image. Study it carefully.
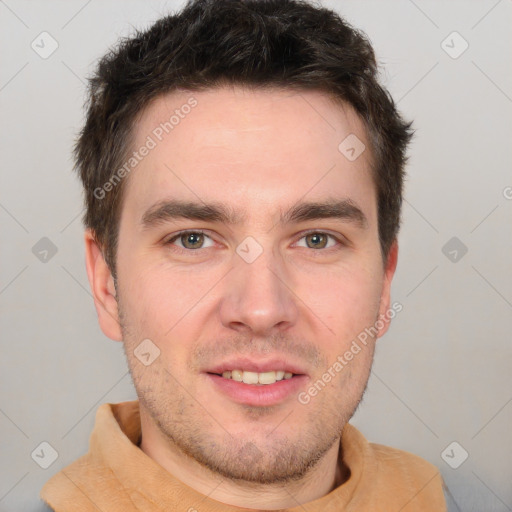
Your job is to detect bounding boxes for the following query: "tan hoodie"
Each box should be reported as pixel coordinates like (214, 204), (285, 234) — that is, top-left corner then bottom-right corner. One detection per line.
(41, 401), (447, 511)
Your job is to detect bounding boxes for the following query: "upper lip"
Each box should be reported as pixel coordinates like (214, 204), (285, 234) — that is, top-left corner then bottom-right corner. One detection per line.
(205, 357), (308, 376)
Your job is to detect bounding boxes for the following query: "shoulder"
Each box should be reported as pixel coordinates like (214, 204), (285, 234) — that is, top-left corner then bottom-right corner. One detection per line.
(369, 441), (447, 509)
(40, 453), (124, 511)
(370, 440), (440, 475)
(343, 424), (447, 511)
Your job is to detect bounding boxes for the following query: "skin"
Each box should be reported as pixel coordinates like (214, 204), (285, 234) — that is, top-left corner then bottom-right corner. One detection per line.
(85, 86), (398, 510)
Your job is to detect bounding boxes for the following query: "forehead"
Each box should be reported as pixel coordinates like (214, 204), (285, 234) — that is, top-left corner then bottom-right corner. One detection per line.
(121, 86), (375, 226)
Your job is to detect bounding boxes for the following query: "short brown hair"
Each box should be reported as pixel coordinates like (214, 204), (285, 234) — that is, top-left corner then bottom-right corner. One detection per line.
(75, 0), (413, 279)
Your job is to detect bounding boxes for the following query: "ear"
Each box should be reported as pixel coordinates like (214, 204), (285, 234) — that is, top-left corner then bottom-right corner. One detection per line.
(376, 239), (399, 339)
(84, 229), (123, 341)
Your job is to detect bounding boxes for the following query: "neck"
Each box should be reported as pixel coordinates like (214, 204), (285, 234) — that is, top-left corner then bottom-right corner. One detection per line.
(139, 409), (349, 509)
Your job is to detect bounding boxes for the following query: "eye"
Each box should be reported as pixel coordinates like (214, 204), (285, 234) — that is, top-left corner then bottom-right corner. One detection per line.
(166, 230), (215, 250)
(295, 231), (341, 250)
(164, 230), (344, 253)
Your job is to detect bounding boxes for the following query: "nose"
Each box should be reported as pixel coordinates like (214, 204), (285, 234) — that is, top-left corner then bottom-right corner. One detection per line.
(219, 245), (299, 336)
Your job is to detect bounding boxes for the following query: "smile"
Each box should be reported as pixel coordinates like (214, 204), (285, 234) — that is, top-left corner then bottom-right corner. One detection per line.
(216, 370), (294, 385)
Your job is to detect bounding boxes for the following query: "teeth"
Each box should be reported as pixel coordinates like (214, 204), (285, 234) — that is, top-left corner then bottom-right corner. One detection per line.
(242, 371), (259, 384)
(231, 370), (243, 382)
(220, 370), (295, 385)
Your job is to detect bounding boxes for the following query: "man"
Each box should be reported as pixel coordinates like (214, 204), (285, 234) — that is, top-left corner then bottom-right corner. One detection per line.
(41, 0), (447, 509)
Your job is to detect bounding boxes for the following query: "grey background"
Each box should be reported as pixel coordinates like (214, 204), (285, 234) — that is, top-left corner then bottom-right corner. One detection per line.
(1, 0), (511, 511)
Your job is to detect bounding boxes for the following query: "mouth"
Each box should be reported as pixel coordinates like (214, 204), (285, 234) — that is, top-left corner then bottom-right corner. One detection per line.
(204, 359), (308, 406)
(208, 369), (296, 385)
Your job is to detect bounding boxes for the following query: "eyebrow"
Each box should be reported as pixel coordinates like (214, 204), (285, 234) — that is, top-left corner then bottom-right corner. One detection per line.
(140, 198), (368, 230)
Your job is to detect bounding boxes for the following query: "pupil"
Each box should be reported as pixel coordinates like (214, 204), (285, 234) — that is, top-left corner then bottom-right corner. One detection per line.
(308, 233), (326, 249)
(185, 233), (202, 248)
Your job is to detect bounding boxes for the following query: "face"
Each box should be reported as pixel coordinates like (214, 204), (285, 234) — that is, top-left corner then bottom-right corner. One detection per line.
(88, 86), (397, 484)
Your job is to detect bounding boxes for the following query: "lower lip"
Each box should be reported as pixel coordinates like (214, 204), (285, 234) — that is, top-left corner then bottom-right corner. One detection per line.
(206, 373), (308, 407)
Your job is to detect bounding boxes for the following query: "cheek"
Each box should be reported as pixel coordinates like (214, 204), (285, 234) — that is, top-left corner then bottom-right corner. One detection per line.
(117, 259), (176, 344)
(304, 260), (384, 343)
(118, 261), (215, 369)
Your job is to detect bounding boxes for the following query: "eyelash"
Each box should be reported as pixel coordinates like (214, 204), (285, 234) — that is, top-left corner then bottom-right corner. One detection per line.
(163, 229), (345, 254)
